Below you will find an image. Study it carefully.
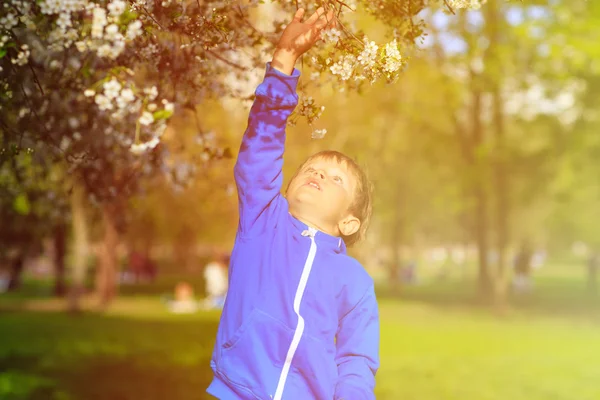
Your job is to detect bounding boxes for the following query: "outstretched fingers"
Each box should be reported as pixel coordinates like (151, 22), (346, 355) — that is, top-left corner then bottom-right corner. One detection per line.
(305, 7), (325, 24)
(314, 9), (335, 30)
(292, 8), (305, 22)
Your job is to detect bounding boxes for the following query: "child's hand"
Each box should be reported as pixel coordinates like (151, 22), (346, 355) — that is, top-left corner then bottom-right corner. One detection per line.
(272, 7), (336, 75)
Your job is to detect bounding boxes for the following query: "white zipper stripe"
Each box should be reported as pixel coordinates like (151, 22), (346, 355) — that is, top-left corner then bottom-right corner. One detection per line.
(273, 227), (318, 400)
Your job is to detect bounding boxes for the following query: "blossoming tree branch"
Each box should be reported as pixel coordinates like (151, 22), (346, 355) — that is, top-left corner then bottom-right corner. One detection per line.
(0, 0), (486, 201)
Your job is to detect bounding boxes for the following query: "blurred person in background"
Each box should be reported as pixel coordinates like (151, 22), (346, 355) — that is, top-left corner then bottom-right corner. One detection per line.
(203, 253), (229, 310)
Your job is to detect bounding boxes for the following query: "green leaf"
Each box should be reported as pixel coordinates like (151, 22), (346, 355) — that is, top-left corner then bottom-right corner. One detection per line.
(153, 110), (173, 120)
(0, 48), (6, 59)
(13, 193), (30, 215)
(119, 9), (138, 25)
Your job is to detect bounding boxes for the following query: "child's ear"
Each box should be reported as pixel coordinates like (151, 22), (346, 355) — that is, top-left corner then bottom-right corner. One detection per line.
(338, 215), (360, 237)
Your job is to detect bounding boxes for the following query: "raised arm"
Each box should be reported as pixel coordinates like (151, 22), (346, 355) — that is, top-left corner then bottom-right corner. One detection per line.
(234, 7), (336, 236)
(334, 284), (380, 400)
(233, 63), (300, 235)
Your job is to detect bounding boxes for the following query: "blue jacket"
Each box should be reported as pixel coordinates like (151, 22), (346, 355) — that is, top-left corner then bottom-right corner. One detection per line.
(207, 62), (380, 400)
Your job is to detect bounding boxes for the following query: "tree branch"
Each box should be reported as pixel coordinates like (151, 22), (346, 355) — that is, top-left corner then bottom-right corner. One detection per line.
(205, 48), (246, 71)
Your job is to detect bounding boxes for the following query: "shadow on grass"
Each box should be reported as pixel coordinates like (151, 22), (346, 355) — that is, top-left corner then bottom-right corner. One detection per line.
(377, 278), (600, 320)
(0, 311), (219, 400)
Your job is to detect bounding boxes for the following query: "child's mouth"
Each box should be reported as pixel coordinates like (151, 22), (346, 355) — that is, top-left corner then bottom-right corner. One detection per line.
(306, 180), (321, 190)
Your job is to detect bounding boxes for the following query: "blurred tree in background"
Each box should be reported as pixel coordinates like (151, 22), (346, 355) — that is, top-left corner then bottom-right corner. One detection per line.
(4, 0), (600, 311)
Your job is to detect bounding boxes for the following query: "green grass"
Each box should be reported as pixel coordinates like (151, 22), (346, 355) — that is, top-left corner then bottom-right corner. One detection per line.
(1, 296), (599, 400)
(377, 303), (600, 400)
(1, 262), (600, 400)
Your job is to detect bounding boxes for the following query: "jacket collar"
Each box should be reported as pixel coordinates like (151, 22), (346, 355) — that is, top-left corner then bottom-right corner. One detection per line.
(288, 213), (347, 254)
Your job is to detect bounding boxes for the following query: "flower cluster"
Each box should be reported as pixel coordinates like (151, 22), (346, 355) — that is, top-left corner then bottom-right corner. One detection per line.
(446, 0), (486, 10)
(38, 0), (90, 51)
(383, 39), (403, 75)
(0, 0), (491, 205)
(287, 96), (327, 139)
(11, 44), (30, 66)
(81, 1), (143, 59)
(321, 34), (405, 84)
(321, 27), (342, 44)
(330, 54), (357, 81)
(86, 78), (137, 114)
(357, 40), (378, 69)
(130, 137), (160, 154)
(83, 78), (172, 155)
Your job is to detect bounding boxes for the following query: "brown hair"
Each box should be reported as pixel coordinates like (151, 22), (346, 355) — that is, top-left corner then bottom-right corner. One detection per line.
(286, 150), (373, 247)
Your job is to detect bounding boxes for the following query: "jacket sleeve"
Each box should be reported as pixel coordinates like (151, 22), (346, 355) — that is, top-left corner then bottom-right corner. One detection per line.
(334, 284), (380, 400)
(233, 62), (300, 236)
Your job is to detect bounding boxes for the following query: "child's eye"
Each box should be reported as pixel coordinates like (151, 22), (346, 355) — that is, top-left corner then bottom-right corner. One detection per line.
(333, 176), (343, 184)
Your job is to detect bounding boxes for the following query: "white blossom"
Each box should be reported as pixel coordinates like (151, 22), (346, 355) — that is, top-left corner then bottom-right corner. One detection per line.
(92, 8), (107, 39)
(116, 88), (135, 109)
(130, 137), (160, 154)
(144, 86), (158, 100)
(0, 13), (18, 30)
(96, 44), (112, 57)
(103, 78), (122, 99)
(95, 94), (113, 110)
(131, 0), (148, 11)
(107, 0), (126, 17)
(75, 40), (87, 52)
(162, 99), (174, 112)
(383, 39), (403, 74)
(358, 39), (378, 69)
(139, 111), (154, 125)
(130, 143), (147, 155)
(11, 44), (30, 66)
(302, 96), (314, 107)
(140, 43), (158, 59)
(321, 27), (342, 44)
(104, 24), (119, 40)
(330, 54), (356, 81)
(311, 128), (327, 139)
(126, 20), (143, 40)
(40, 0), (87, 14)
(56, 12), (72, 30)
(18, 107), (30, 118)
(84, 89), (96, 97)
(447, 0), (485, 10)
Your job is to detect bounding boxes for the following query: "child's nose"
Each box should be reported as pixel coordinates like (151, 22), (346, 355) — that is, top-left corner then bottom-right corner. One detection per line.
(312, 170), (326, 179)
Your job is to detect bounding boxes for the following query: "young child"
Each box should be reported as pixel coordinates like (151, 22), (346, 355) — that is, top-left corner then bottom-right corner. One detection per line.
(207, 7), (379, 399)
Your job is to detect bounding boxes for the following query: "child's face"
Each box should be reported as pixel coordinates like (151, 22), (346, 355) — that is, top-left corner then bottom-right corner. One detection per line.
(287, 157), (360, 236)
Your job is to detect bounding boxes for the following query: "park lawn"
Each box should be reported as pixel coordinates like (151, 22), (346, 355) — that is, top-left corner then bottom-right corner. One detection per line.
(1, 295), (599, 400)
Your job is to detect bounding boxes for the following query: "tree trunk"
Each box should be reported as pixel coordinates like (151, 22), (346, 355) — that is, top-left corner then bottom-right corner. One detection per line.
(389, 215), (402, 294)
(470, 82), (493, 298)
(95, 203), (119, 308)
(68, 182), (89, 312)
(7, 255), (25, 291)
(491, 91), (509, 310)
(486, 0), (510, 311)
(53, 223), (67, 297)
(474, 183), (492, 297)
(388, 180), (406, 294)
